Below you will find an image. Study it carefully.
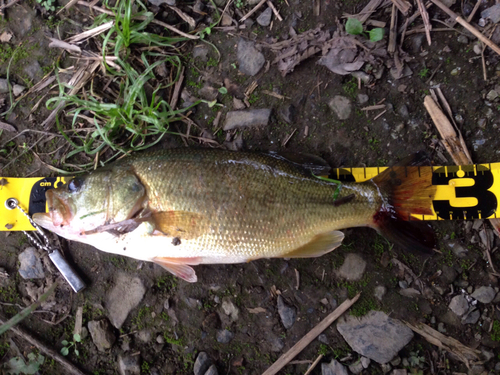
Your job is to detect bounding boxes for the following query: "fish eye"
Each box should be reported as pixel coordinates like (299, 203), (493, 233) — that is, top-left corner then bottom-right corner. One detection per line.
(68, 177), (83, 193)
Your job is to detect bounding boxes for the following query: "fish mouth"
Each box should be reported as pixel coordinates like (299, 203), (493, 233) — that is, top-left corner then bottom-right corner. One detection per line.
(45, 190), (74, 226)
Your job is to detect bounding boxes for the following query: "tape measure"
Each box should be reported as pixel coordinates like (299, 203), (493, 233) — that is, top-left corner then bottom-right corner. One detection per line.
(2, 162), (500, 231)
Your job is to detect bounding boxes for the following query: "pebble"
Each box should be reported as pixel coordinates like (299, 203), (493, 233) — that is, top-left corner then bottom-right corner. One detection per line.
(118, 354), (140, 375)
(321, 359), (348, 375)
(279, 104), (296, 124)
(349, 360), (364, 374)
(267, 333), (284, 352)
(450, 67), (460, 76)
(437, 322), (446, 333)
(223, 109), (271, 130)
(336, 311), (413, 364)
(439, 265), (458, 285)
(471, 286), (496, 304)
(216, 329), (234, 344)
(256, 7), (272, 27)
(462, 309), (480, 325)
(135, 329), (151, 343)
(374, 286), (386, 301)
(398, 280), (408, 289)
(194, 352), (211, 375)
(106, 273), (146, 329)
(204, 365), (219, 375)
(447, 240), (468, 258)
(337, 253), (366, 281)
(361, 357), (371, 368)
(277, 295), (296, 329)
(18, 247), (45, 279)
(486, 90), (498, 102)
(457, 35), (469, 44)
(88, 319), (116, 352)
(392, 370), (407, 375)
(449, 295), (469, 317)
(0, 78), (9, 93)
(357, 94), (369, 104)
(237, 38), (265, 76)
(328, 95), (352, 120)
(351, 71), (371, 84)
(473, 43), (482, 55)
(481, 4), (500, 23)
(318, 334), (329, 345)
(221, 298), (239, 321)
(397, 104), (409, 118)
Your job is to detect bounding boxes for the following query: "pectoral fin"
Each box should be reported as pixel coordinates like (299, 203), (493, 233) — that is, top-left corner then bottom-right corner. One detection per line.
(282, 231), (345, 258)
(152, 211), (209, 240)
(153, 257), (202, 283)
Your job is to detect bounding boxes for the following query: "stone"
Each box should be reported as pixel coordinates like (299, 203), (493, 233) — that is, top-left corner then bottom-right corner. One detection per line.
(336, 311), (414, 364)
(18, 247), (45, 279)
(486, 90), (499, 101)
(216, 329), (234, 344)
(277, 295), (296, 329)
(106, 273), (146, 328)
(351, 71), (371, 84)
(457, 35), (469, 44)
(135, 329), (151, 343)
(374, 286), (386, 301)
(437, 322), (446, 333)
(337, 253), (366, 281)
(449, 295), (468, 317)
(439, 265), (458, 285)
(118, 354), (140, 375)
(481, 4), (500, 24)
(223, 109), (271, 130)
(88, 319), (116, 352)
(194, 352), (211, 375)
(318, 333), (329, 344)
(221, 298), (239, 321)
(349, 360), (364, 374)
(361, 357), (371, 368)
(237, 38), (265, 76)
(321, 359), (348, 375)
(267, 333), (284, 352)
(447, 240), (468, 258)
(257, 7), (272, 27)
(205, 365), (218, 375)
(192, 44), (210, 61)
(148, 0), (175, 5)
(0, 79), (8, 93)
(462, 309), (480, 325)
(392, 370), (407, 375)
(357, 94), (369, 104)
(279, 104), (296, 124)
(23, 60), (42, 81)
(328, 95), (352, 120)
(12, 84), (25, 97)
(471, 286), (496, 303)
(397, 104), (409, 118)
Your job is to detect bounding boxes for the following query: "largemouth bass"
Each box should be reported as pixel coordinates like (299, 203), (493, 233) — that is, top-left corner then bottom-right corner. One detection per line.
(33, 149), (436, 282)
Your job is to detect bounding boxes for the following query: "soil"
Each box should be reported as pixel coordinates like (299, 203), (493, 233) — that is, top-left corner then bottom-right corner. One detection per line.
(0, 0), (500, 374)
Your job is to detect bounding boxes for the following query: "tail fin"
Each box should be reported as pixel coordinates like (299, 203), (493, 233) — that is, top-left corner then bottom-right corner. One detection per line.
(370, 152), (437, 254)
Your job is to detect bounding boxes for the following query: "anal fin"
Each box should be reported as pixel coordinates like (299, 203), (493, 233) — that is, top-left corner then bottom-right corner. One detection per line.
(283, 231), (344, 258)
(153, 257), (202, 283)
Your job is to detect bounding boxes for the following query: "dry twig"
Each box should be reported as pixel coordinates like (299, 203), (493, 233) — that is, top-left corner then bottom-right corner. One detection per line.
(416, 0), (432, 45)
(240, 0), (266, 22)
(388, 4), (398, 54)
(389, 0), (411, 15)
(262, 293), (361, 375)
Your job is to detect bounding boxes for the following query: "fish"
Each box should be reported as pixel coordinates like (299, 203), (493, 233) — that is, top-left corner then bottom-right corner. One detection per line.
(33, 148), (437, 282)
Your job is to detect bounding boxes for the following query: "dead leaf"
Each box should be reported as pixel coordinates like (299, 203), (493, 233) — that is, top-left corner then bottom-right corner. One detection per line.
(0, 121), (16, 132)
(0, 178), (8, 186)
(4, 224), (13, 230)
(247, 307), (267, 314)
(0, 31), (13, 43)
(48, 38), (82, 53)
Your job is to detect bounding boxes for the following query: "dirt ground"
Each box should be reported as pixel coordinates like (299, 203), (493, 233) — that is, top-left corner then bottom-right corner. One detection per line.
(1, 0), (500, 374)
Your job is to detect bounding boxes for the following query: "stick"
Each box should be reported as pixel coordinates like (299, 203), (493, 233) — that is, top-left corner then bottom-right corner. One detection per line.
(0, 315), (87, 375)
(266, 0), (282, 21)
(389, 0), (411, 16)
(416, 0), (432, 45)
(262, 293), (361, 375)
(466, 0), (481, 23)
(388, 4), (398, 54)
(355, 0), (384, 24)
(430, 0), (500, 56)
(304, 354), (323, 375)
(240, 0), (267, 22)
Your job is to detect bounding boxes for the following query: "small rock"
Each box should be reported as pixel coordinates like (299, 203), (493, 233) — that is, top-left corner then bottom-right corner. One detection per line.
(439, 265), (458, 284)
(318, 333), (329, 345)
(192, 44), (210, 61)
(450, 67), (461, 76)
(328, 95), (352, 120)
(221, 298), (239, 321)
(337, 253), (367, 281)
(216, 329), (234, 344)
(398, 280), (408, 289)
(232, 98), (246, 110)
(223, 109), (271, 130)
(106, 273), (146, 328)
(88, 319), (116, 352)
(349, 360), (364, 374)
(205, 365), (218, 375)
(457, 35), (469, 44)
(279, 104), (296, 124)
(449, 295), (469, 317)
(18, 247), (45, 279)
(447, 240), (468, 258)
(321, 359), (348, 375)
(23, 60), (42, 81)
(357, 94), (369, 104)
(256, 7), (272, 27)
(494, 362), (500, 371)
(462, 309), (480, 325)
(12, 84), (25, 96)
(390, 357), (401, 366)
(351, 71), (371, 84)
(487, 90), (499, 101)
(148, 0), (175, 6)
(267, 333), (284, 352)
(481, 4), (500, 24)
(381, 363), (392, 374)
(118, 354), (140, 375)
(399, 288), (421, 298)
(374, 286), (386, 301)
(471, 286), (496, 303)
(156, 335), (164, 344)
(361, 357), (370, 368)
(397, 104), (409, 118)
(237, 38), (265, 76)
(337, 311), (413, 364)
(392, 370), (407, 375)
(277, 295), (296, 329)
(437, 322), (446, 333)
(194, 352), (211, 375)
(135, 329), (151, 343)
(0, 78), (9, 93)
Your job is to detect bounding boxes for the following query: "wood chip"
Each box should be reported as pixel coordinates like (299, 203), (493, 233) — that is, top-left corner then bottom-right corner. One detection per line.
(267, 0), (282, 22)
(262, 293), (361, 375)
(388, 4), (398, 54)
(240, 0), (267, 22)
(352, 0), (384, 24)
(48, 38), (82, 53)
(389, 0), (411, 16)
(416, 0), (432, 45)
(361, 104), (385, 111)
(247, 307), (267, 314)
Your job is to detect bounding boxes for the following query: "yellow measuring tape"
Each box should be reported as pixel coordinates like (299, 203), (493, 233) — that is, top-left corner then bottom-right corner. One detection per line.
(2, 162), (500, 231)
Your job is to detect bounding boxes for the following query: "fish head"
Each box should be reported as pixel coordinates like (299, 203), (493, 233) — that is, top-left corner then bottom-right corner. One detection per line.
(33, 167), (146, 239)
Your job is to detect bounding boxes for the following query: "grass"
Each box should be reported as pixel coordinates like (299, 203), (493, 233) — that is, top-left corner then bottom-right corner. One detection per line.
(46, 0), (201, 168)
